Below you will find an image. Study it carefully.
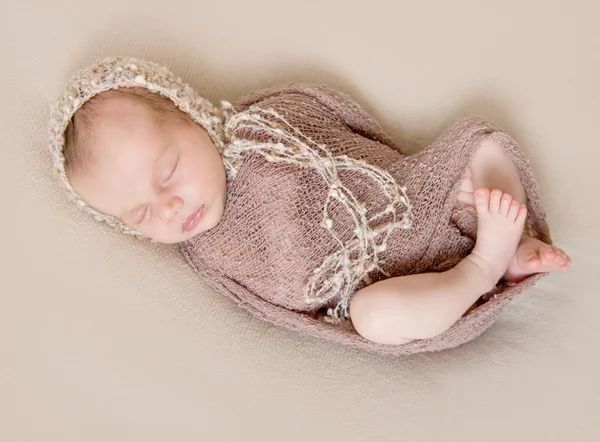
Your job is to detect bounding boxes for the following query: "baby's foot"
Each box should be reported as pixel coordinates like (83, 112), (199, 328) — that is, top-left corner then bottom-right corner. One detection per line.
(504, 235), (571, 282)
(466, 188), (528, 287)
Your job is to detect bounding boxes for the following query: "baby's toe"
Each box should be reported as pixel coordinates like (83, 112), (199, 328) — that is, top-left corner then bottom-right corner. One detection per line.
(557, 250), (572, 269)
(490, 189), (503, 213)
(474, 188), (491, 212)
(508, 200), (520, 221)
(558, 249), (570, 262)
(516, 204), (528, 225)
(556, 252), (568, 266)
(500, 193), (512, 216)
(552, 247), (569, 264)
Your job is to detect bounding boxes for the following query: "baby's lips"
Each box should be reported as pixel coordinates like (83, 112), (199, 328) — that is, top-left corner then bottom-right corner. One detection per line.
(182, 204), (206, 232)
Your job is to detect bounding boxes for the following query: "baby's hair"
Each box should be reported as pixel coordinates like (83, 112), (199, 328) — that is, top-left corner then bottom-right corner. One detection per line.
(64, 87), (189, 175)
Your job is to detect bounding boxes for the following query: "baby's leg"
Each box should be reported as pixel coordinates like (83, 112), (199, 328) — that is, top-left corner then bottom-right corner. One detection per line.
(350, 188), (526, 345)
(458, 139), (570, 281)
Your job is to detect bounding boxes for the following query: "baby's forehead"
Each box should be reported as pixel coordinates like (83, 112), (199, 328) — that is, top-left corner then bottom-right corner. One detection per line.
(87, 98), (163, 146)
(69, 87), (185, 185)
(87, 89), (154, 116)
(80, 100), (160, 163)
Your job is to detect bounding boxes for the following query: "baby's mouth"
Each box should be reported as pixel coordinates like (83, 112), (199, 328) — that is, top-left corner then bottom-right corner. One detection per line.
(182, 205), (206, 233)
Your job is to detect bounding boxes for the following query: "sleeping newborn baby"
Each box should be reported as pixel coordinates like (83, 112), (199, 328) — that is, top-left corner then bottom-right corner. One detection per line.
(49, 57), (570, 355)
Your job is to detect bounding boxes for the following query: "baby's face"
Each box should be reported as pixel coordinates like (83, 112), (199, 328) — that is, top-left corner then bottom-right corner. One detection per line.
(69, 94), (227, 243)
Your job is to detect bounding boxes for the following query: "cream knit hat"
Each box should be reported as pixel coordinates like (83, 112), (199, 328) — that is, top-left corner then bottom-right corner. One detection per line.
(48, 56), (228, 236)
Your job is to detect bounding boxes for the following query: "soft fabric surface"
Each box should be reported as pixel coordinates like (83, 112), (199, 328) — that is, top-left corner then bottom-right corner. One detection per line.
(1, 1), (598, 441)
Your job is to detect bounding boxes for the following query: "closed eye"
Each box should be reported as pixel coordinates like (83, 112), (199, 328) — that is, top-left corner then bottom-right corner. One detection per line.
(136, 206), (150, 224)
(163, 157), (179, 186)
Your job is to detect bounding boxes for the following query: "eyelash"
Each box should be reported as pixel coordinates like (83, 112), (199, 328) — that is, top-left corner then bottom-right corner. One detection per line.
(163, 158), (179, 187)
(137, 206), (150, 224)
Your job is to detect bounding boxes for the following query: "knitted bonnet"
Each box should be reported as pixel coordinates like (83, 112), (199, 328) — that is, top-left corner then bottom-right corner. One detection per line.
(48, 56), (230, 236)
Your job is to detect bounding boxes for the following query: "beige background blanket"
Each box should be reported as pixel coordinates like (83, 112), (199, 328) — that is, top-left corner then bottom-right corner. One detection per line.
(1, 1), (598, 440)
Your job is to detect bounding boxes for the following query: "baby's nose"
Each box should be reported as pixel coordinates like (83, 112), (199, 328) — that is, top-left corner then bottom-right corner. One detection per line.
(159, 196), (183, 222)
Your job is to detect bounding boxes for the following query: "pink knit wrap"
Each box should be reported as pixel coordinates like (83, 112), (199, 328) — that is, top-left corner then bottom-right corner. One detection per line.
(180, 84), (551, 356)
